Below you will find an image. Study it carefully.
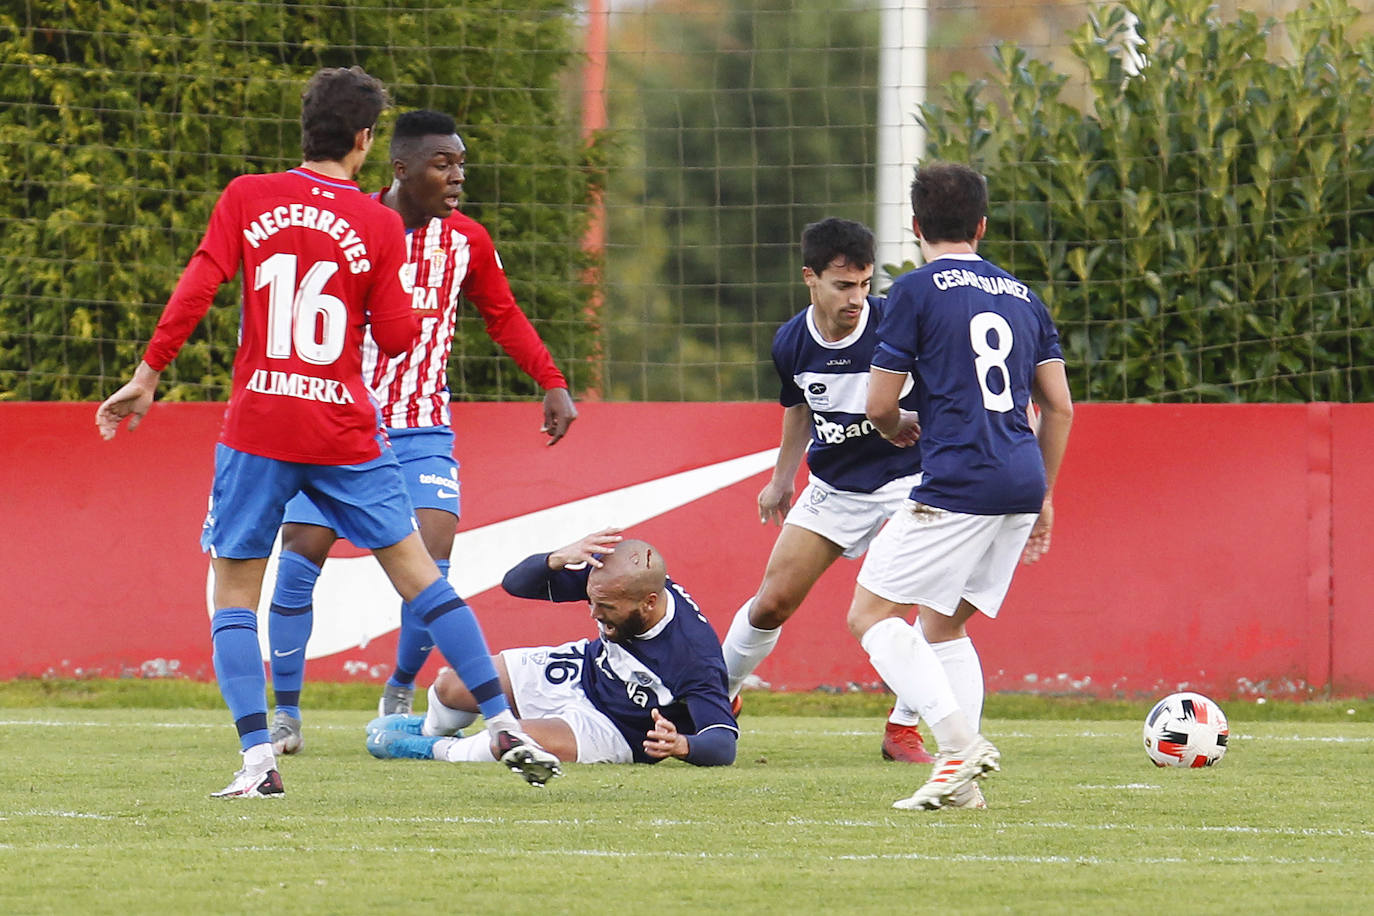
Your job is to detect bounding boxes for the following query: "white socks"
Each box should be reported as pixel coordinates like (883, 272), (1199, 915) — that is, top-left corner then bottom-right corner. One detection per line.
(929, 635), (984, 734)
(861, 617), (974, 751)
(432, 734), (497, 763)
(422, 684), (480, 736)
(721, 599), (782, 697)
(243, 742), (275, 770)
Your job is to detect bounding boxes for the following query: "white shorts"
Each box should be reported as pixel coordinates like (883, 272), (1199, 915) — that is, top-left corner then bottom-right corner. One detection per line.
(856, 501), (1037, 618)
(501, 640), (634, 764)
(784, 473), (922, 559)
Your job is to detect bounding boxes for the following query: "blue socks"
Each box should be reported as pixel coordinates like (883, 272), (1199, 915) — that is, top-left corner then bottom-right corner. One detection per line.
(211, 607), (268, 751)
(268, 550), (321, 718)
(406, 578), (508, 720)
(389, 559), (445, 688)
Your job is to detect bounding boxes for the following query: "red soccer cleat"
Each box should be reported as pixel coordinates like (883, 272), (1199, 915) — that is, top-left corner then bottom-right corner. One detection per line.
(730, 694), (742, 718)
(881, 719), (936, 764)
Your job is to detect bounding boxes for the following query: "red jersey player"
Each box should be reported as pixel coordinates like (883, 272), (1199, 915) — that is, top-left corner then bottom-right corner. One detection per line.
(264, 109), (579, 754)
(96, 71), (561, 797)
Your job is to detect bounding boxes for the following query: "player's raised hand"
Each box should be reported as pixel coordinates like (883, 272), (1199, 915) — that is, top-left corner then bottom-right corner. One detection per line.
(757, 479), (795, 526)
(540, 387), (578, 446)
(643, 707), (687, 759)
(95, 362), (162, 441)
(547, 527), (624, 570)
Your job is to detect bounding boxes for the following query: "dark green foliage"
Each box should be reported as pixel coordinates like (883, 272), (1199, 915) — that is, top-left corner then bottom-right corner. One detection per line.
(0, 0), (603, 402)
(600, 0), (881, 400)
(916, 0), (1374, 402)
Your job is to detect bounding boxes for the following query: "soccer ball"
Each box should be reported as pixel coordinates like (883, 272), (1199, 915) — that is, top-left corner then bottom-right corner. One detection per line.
(1142, 691), (1229, 768)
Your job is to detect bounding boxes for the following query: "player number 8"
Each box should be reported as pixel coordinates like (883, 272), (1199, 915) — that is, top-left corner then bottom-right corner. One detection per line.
(969, 311), (1015, 413)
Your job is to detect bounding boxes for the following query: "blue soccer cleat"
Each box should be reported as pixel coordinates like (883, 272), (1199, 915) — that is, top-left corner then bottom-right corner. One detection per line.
(366, 727), (444, 760)
(365, 713), (426, 740)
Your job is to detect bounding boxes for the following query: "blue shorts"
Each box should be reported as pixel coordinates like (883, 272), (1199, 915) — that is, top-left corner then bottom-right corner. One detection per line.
(281, 427), (460, 529)
(201, 443), (419, 559)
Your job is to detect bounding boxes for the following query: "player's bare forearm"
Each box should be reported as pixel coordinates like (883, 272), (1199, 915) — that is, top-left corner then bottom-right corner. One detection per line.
(760, 404), (810, 524)
(95, 361), (162, 440)
(866, 368), (919, 447)
(540, 387), (577, 446)
(547, 527), (624, 570)
(1032, 361), (1074, 493)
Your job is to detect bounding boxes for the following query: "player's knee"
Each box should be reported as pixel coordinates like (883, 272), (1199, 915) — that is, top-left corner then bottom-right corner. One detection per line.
(433, 667), (462, 704)
(749, 592), (800, 629)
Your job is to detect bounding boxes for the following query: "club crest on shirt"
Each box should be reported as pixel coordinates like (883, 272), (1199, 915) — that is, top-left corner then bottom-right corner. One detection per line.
(427, 249), (446, 286)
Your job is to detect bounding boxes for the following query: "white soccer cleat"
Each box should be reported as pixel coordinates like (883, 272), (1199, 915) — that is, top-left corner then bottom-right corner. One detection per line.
(495, 731), (563, 787)
(210, 761), (284, 799)
(946, 781), (988, 809)
(892, 735), (1000, 811)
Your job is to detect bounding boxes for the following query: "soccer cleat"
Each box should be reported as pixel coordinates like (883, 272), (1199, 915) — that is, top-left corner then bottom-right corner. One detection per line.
(269, 710), (304, 756)
(378, 682), (416, 717)
(892, 735), (1000, 811)
(495, 731), (563, 787)
(366, 728), (443, 760)
(210, 763), (284, 799)
(947, 781), (988, 810)
(730, 694), (742, 718)
(880, 719), (935, 764)
(366, 713), (426, 740)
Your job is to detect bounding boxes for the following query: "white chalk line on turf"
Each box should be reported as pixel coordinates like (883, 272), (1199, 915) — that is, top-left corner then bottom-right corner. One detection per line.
(2, 842), (1363, 866)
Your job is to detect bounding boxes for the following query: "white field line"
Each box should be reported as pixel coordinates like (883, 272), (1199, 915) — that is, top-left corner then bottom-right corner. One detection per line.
(0, 842), (1364, 866)
(5, 719), (1369, 745)
(6, 808), (1372, 841)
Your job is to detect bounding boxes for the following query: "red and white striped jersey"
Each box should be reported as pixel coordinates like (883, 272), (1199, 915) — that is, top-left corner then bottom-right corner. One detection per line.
(361, 207), (566, 430)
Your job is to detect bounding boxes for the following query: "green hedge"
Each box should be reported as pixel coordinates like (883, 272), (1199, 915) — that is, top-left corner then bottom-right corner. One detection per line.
(916, 0), (1374, 402)
(0, 0), (603, 402)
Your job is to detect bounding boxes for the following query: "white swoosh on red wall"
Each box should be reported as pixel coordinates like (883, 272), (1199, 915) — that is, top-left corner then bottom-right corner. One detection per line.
(205, 448), (778, 661)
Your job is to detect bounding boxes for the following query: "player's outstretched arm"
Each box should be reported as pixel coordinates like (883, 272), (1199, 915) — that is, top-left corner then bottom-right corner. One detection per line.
(95, 361), (162, 440)
(540, 387), (578, 446)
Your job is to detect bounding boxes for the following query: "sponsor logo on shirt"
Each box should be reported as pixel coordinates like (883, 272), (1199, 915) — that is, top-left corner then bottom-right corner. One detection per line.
(812, 414), (877, 445)
(244, 369), (356, 404)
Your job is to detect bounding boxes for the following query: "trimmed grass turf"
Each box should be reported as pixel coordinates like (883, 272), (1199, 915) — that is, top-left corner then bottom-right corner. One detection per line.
(3, 685), (1372, 914)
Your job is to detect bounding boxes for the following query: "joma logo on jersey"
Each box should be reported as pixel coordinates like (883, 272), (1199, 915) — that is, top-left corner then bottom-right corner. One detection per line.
(813, 414), (876, 445)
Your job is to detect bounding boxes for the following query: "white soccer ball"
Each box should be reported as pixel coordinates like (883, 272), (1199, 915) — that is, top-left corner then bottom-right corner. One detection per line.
(1142, 691), (1229, 768)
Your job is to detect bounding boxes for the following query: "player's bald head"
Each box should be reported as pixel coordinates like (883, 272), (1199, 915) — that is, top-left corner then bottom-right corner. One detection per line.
(591, 539), (666, 600)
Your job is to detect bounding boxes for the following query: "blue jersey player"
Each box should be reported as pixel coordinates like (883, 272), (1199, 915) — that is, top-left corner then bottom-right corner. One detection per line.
(366, 529), (739, 769)
(720, 217), (938, 764)
(848, 163), (1074, 811)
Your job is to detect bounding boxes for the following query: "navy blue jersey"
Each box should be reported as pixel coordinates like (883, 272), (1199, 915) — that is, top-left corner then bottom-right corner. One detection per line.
(502, 555), (738, 764)
(772, 296), (922, 493)
(871, 254), (1064, 515)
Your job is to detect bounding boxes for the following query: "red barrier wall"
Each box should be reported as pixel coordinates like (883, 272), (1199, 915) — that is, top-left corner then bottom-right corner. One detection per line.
(2, 401), (1368, 697)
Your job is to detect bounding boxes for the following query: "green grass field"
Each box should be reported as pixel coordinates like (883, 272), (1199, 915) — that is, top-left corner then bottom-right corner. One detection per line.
(3, 683), (1372, 915)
